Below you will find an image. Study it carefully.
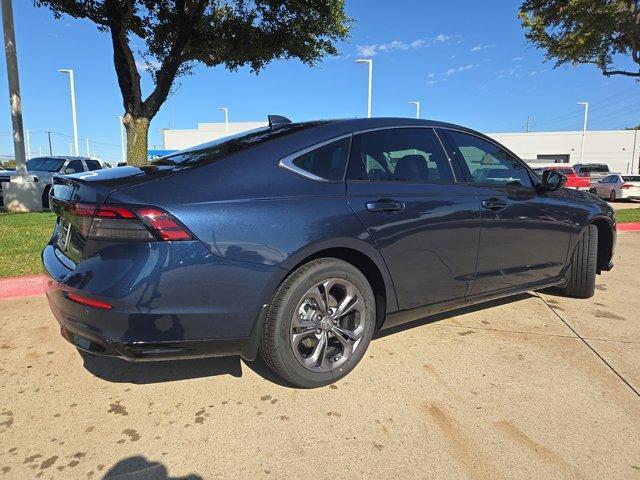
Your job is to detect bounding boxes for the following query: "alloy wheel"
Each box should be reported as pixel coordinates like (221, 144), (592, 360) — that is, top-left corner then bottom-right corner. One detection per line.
(290, 278), (366, 373)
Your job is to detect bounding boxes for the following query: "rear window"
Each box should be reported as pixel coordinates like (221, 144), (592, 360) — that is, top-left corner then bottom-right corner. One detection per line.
(622, 175), (640, 182)
(151, 122), (327, 167)
(579, 165), (609, 173)
(27, 157), (65, 172)
(549, 168), (573, 174)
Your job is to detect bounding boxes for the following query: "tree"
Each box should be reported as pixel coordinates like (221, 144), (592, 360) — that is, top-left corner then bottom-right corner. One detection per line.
(519, 0), (640, 79)
(35, 1), (350, 165)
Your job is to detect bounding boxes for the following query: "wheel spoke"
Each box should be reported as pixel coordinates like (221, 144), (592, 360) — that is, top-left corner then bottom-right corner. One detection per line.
(303, 331), (327, 368)
(331, 328), (354, 359)
(332, 324), (363, 343)
(333, 284), (361, 318)
(291, 316), (319, 331)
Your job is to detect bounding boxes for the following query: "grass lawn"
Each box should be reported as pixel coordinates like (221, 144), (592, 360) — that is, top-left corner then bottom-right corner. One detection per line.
(0, 212), (56, 277)
(615, 208), (640, 224)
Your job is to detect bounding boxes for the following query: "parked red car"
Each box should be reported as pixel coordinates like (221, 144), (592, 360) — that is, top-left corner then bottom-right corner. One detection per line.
(543, 166), (591, 190)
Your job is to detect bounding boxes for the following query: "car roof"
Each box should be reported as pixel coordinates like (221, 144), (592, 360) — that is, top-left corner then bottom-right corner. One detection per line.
(292, 117), (480, 134)
(29, 156), (91, 160)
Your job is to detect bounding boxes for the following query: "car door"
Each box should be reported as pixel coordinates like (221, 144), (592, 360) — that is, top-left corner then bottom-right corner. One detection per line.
(441, 129), (573, 296)
(595, 175), (612, 198)
(345, 127), (480, 310)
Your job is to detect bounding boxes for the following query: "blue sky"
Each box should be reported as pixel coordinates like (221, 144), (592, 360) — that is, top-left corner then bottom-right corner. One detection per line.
(1, 0), (639, 162)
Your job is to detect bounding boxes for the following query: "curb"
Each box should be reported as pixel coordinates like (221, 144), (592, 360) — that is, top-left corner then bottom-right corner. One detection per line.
(618, 222), (640, 232)
(0, 274), (48, 299)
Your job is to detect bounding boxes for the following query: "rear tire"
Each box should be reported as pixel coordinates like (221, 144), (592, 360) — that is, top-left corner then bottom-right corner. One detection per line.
(560, 225), (598, 299)
(42, 185), (51, 209)
(609, 190), (616, 202)
(260, 258), (376, 388)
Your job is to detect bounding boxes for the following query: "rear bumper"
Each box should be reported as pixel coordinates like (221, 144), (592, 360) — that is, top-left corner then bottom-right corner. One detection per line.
(42, 240), (283, 362)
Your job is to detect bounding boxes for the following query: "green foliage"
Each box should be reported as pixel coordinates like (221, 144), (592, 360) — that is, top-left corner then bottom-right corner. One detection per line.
(1, 160), (16, 169)
(33, 1), (351, 164)
(616, 207), (640, 223)
(519, 0), (640, 78)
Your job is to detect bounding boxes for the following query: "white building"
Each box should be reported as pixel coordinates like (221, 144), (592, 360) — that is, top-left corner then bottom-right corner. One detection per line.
(489, 130), (640, 174)
(162, 121), (267, 150)
(162, 122), (640, 174)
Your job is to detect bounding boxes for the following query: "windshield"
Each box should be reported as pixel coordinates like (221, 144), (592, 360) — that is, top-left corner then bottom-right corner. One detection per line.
(622, 175), (640, 182)
(27, 157), (65, 172)
(152, 122), (327, 167)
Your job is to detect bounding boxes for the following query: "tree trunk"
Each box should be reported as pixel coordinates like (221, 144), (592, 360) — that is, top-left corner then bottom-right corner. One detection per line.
(124, 114), (149, 166)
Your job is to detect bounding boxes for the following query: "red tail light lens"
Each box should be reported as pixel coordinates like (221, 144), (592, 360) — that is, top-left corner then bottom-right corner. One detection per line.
(621, 184), (632, 189)
(136, 207), (192, 241)
(60, 202), (192, 242)
(66, 291), (112, 310)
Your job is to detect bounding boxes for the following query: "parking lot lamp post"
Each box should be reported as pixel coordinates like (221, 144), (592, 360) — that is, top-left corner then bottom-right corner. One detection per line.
(356, 58), (373, 118)
(410, 101), (420, 119)
(578, 101), (589, 163)
(218, 107), (229, 135)
(25, 128), (31, 159)
(59, 69), (79, 155)
(86, 138), (90, 157)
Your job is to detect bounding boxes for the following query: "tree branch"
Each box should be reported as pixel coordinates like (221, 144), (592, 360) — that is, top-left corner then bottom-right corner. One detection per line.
(603, 69), (640, 77)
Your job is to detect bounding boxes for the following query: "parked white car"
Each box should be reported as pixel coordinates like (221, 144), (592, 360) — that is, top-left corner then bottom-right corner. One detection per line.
(592, 174), (640, 202)
(0, 156), (109, 209)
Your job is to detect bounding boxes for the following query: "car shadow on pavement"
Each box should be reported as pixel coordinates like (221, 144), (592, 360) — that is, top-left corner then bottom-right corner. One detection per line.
(102, 456), (202, 480)
(81, 293), (534, 387)
(80, 351), (243, 384)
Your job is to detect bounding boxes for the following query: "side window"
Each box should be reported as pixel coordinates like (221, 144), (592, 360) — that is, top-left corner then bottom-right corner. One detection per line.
(65, 160), (83, 174)
(602, 176), (612, 183)
(288, 137), (350, 181)
(85, 159), (102, 171)
(349, 128), (453, 183)
(445, 130), (532, 188)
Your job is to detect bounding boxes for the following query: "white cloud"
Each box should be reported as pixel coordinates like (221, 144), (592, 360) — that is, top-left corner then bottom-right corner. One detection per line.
(355, 34), (457, 57)
(470, 44), (494, 52)
(512, 56), (524, 62)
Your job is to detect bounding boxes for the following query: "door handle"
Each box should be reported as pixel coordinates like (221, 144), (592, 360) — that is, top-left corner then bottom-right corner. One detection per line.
(366, 200), (405, 213)
(481, 198), (507, 212)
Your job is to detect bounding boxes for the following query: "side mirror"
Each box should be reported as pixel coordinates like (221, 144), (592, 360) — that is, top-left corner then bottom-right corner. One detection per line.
(64, 168), (76, 174)
(540, 170), (567, 191)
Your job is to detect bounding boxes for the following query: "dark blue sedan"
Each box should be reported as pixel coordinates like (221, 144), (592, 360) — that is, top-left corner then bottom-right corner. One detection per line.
(42, 116), (616, 387)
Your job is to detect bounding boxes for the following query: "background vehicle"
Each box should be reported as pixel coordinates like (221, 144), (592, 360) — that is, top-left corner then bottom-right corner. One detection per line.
(573, 163), (610, 185)
(542, 166), (590, 190)
(42, 117), (616, 388)
(593, 174), (640, 202)
(0, 156), (108, 208)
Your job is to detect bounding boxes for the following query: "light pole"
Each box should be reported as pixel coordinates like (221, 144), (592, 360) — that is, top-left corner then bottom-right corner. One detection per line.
(218, 107), (229, 135)
(410, 101), (420, 119)
(577, 101), (589, 163)
(25, 128), (31, 159)
(356, 58), (373, 118)
(86, 138), (90, 157)
(58, 68), (79, 155)
(117, 115), (125, 163)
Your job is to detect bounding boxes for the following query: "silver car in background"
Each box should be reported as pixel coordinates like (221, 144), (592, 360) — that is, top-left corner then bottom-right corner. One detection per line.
(0, 156), (108, 209)
(593, 174), (640, 202)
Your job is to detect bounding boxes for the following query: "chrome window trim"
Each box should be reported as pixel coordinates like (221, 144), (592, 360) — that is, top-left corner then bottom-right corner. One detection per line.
(278, 133), (353, 182)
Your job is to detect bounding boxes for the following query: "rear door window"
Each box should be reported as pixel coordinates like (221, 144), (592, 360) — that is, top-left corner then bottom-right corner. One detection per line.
(348, 128), (453, 183)
(65, 160), (84, 174)
(85, 159), (102, 171)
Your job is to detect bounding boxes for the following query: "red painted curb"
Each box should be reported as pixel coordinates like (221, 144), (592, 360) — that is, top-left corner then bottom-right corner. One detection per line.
(618, 222), (640, 232)
(0, 274), (48, 299)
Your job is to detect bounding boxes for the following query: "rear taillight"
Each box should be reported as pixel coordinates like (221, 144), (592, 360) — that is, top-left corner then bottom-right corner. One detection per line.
(66, 292), (112, 310)
(621, 184), (632, 189)
(61, 202), (192, 242)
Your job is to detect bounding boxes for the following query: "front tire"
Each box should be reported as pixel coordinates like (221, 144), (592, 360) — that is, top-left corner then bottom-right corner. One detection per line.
(260, 258), (376, 388)
(560, 225), (598, 299)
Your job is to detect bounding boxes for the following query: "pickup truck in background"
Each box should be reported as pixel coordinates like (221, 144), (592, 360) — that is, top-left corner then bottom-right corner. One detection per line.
(543, 166), (591, 190)
(572, 163), (610, 186)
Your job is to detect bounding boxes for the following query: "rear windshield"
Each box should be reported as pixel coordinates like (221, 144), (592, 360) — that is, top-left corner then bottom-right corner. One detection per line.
(622, 175), (640, 182)
(578, 165), (609, 173)
(152, 122), (327, 167)
(549, 168), (573, 174)
(27, 157), (65, 172)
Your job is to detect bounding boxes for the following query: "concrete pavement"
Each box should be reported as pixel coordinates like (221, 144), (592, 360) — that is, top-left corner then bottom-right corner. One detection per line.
(0, 236), (639, 479)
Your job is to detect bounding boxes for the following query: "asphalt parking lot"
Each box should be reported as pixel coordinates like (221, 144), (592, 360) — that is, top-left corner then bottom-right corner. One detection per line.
(0, 235), (639, 480)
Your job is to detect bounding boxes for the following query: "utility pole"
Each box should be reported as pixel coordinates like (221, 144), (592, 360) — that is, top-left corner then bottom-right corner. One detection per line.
(1, 0), (26, 177)
(1, 0), (40, 210)
(25, 128), (31, 159)
(578, 102), (589, 163)
(525, 116), (532, 133)
(86, 137), (90, 157)
(46, 130), (52, 155)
